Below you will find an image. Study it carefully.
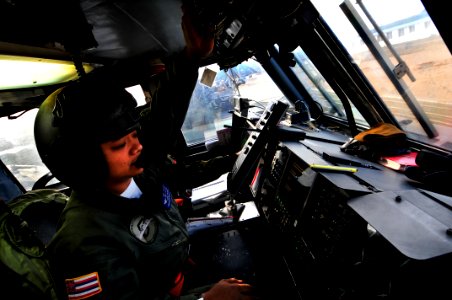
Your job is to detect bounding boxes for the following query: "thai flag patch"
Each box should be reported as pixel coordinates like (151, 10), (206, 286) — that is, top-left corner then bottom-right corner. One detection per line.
(65, 272), (102, 299)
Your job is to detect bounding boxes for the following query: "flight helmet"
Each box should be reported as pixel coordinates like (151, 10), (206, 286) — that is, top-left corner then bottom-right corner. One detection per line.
(34, 77), (140, 190)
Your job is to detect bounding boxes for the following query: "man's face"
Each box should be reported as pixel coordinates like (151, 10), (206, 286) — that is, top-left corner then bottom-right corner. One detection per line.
(100, 130), (144, 186)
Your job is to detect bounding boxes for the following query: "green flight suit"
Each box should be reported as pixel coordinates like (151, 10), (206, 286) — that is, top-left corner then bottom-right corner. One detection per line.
(48, 174), (198, 300)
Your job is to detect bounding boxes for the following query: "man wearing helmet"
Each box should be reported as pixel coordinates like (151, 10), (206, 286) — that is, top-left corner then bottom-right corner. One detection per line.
(34, 6), (257, 300)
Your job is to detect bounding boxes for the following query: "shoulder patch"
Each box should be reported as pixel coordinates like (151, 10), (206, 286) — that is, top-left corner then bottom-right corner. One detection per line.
(65, 272), (102, 299)
(161, 184), (173, 209)
(130, 216), (158, 243)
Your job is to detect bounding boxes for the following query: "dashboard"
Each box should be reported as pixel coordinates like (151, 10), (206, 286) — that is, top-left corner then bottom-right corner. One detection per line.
(250, 129), (452, 299)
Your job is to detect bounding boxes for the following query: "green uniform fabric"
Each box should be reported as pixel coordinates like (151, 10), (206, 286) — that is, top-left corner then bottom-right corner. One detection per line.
(137, 50), (200, 178)
(48, 177), (191, 300)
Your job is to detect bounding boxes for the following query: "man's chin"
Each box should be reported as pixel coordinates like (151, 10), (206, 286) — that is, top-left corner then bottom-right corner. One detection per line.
(131, 166), (144, 175)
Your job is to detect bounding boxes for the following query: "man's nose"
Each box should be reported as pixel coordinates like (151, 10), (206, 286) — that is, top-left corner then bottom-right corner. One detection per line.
(132, 139), (143, 153)
(129, 134), (143, 153)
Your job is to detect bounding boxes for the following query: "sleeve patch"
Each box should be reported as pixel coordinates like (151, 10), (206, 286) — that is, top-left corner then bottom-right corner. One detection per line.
(65, 271), (102, 299)
(161, 184), (173, 209)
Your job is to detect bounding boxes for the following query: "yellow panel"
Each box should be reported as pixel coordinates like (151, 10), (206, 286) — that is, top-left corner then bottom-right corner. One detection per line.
(0, 55), (94, 90)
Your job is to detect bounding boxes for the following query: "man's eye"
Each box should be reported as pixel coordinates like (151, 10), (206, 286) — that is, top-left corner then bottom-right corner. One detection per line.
(111, 142), (126, 150)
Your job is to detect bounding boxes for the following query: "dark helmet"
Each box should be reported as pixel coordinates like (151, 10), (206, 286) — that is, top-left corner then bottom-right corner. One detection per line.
(34, 77), (140, 189)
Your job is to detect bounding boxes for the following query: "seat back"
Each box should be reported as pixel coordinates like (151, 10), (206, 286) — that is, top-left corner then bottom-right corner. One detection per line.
(0, 189), (68, 300)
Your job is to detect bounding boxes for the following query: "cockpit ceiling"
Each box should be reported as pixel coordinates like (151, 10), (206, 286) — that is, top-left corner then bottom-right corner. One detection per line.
(81, 0), (186, 60)
(0, 0), (186, 61)
(0, 0), (309, 65)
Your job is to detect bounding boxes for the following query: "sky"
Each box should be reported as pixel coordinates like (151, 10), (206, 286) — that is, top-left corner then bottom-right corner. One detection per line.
(311, 0), (426, 27)
(360, 0), (425, 25)
(310, 0), (428, 50)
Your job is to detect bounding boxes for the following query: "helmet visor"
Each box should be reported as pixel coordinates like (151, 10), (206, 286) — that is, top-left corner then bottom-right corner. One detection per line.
(93, 108), (141, 143)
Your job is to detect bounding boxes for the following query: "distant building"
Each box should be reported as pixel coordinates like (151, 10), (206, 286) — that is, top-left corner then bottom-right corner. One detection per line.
(377, 10), (438, 45)
(351, 10), (439, 53)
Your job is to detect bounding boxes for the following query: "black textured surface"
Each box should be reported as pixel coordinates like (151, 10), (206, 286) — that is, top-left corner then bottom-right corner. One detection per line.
(185, 220), (301, 299)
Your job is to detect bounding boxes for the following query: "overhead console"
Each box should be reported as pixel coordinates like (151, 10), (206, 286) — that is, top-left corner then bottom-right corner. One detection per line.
(185, 0), (311, 68)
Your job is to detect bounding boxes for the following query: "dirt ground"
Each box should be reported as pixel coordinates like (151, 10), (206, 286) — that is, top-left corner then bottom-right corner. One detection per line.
(356, 36), (452, 127)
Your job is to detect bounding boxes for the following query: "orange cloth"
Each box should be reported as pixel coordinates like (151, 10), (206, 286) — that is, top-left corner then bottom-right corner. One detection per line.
(354, 123), (405, 142)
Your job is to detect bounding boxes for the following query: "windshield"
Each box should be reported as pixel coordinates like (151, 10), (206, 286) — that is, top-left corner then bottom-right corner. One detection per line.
(182, 59), (287, 146)
(310, 0), (452, 151)
(289, 46), (368, 126)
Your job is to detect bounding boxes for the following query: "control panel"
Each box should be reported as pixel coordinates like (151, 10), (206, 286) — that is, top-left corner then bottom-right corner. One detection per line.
(228, 100), (288, 196)
(255, 142), (452, 300)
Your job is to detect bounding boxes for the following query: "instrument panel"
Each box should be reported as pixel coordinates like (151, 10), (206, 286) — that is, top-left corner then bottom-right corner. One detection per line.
(253, 141), (452, 300)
